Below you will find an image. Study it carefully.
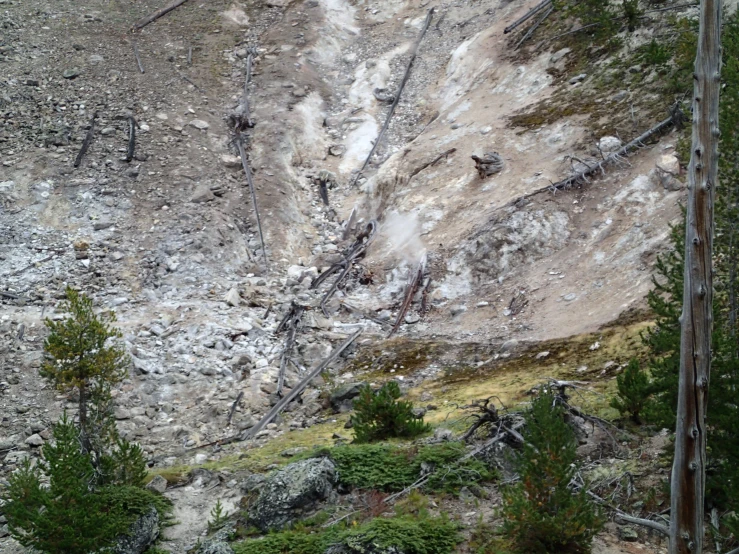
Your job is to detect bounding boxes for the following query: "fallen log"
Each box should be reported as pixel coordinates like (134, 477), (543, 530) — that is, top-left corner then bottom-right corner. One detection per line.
(408, 147), (456, 182)
(235, 136), (268, 266)
(388, 256), (426, 338)
(504, 0), (551, 34)
(132, 0), (193, 31)
(277, 302), (304, 397)
(74, 112), (97, 168)
(318, 221), (378, 315)
(515, 4), (553, 48)
(242, 328), (363, 440)
(126, 116), (136, 162)
(339, 300), (392, 328)
(350, 8), (434, 187)
(518, 108), (681, 203)
(226, 391), (244, 426)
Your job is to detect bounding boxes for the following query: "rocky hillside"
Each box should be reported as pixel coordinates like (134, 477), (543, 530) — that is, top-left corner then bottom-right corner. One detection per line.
(0, 0), (719, 551)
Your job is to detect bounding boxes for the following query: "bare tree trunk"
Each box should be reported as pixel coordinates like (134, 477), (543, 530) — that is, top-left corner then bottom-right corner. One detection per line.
(670, 0), (722, 553)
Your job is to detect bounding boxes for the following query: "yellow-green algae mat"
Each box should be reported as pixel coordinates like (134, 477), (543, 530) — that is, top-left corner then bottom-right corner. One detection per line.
(147, 319), (650, 480)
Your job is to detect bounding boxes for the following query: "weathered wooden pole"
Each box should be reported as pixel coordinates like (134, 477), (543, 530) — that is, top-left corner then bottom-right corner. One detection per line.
(670, 0), (722, 552)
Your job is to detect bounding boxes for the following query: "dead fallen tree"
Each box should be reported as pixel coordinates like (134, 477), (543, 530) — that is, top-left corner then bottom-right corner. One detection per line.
(74, 112), (97, 168)
(126, 116), (136, 162)
(504, 0), (551, 34)
(312, 221), (378, 315)
(515, 3), (554, 48)
(242, 328), (363, 440)
(235, 136), (268, 266)
(518, 104), (684, 204)
(388, 256), (426, 338)
(131, 0), (194, 31)
(276, 301), (305, 397)
(351, 8), (434, 187)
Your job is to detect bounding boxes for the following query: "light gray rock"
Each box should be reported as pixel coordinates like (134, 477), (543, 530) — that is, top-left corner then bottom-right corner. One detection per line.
(25, 434), (44, 447)
(248, 457), (337, 531)
(113, 507), (159, 554)
(597, 136), (622, 153)
(63, 68), (81, 79)
(196, 540), (234, 554)
(330, 382), (364, 413)
(191, 184), (215, 203)
(224, 287), (241, 307)
(189, 119), (210, 130)
(145, 474), (168, 494)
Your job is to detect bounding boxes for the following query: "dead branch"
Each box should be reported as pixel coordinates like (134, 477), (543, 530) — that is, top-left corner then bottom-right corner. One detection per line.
(339, 300), (392, 328)
(132, 0), (193, 31)
(235, 135), (268, 266)
(504, 0), (551, 34)
(518, 109), (680, 203)
(350, 8), (434, 187)
(388, 256), (426, 338)
(187, 44), (192, 65)
(242, 328), (363, 440)
(1, 291), (21, 300)
(126, 116), (136, 162)
(615, 513), (670, 536)
(408, 148), (457, 181)
(515, 4), (554, 48)
(277, 302), (304, 397)
(460, 397), (500, 442)
(226, 391), (244, 426)
(318, 221), (378, 314)
(133, 41), (145, 73)
(74, 112), (97, 168)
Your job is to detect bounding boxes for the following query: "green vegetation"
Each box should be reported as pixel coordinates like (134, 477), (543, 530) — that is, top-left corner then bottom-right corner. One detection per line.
(209, 499), (230, 533)
(1, 289), (170, 554)
(40, 286), (129, 456)
(501, 393), (603, 553)
(232, 511), (460, 554)
(350, 381), (431, 443)
(328, 442), (495, 493)
(2, 416), (169, 554)
(610, 359), (651, 424)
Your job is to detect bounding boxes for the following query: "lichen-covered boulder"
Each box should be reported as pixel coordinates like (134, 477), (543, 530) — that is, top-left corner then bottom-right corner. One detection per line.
(113, 507), (159, 554)
(248, 457), (337, 531)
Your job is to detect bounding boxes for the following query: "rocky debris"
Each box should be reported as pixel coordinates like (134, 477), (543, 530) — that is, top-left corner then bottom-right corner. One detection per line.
(329, 382), (364, 413)
(224, 288), (241, 307)
(597, 136), (622, 153)
(196, 540), (235, 554)
(650, 153), (682, 191)
(189, 119), (210, 131)
(248, 457), (337, 531)
(113, 507), (159, 554)
(618, 526), (639, 541)
(24, 434), (44, 447)
(145, 475), (168, 494)
(471, 152), (504, 178)
(191, 185), (216, 203)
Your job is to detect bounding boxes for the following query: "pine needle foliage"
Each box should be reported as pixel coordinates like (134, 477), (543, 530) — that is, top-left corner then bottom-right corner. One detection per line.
(1, 415), (168, 554)
(610, 359), (651, 424)
(501, 393), (603, 553)
(40, 287), (128, 447)
(350, 382), (431, 443)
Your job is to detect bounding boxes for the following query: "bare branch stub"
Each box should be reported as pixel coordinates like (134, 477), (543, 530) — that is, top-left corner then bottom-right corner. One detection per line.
(471, 152), (504, 179)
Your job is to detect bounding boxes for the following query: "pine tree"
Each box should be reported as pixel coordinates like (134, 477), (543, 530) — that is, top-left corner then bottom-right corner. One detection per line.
(502, 392), (603, 553)
(350, 382), (431, 443)
(611, 359), (651, 424)
(642, 219), (684, 428)
(3, 415), (125, 554)
(40, 287), (128, 457)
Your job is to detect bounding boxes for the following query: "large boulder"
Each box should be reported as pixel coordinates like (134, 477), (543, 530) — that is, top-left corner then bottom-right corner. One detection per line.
(113, 507), (159, 554)
(330, 382), (365, 413)
(248, 457), (337, 531)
